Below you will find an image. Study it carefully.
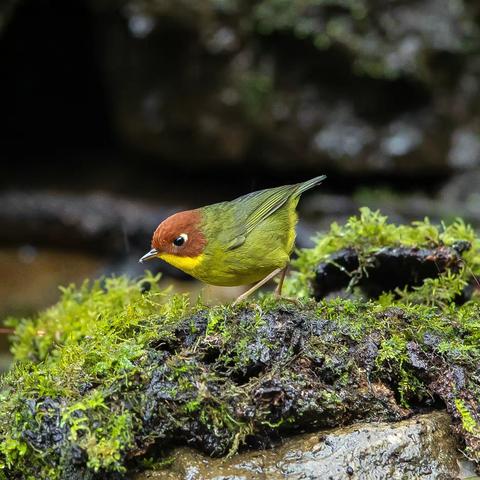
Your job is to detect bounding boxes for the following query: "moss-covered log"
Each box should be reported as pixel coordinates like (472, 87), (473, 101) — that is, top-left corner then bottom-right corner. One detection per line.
(1, 209), (480, 479)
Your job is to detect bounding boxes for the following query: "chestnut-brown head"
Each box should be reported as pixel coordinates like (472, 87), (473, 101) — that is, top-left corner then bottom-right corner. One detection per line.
(139, 209), (206, 263)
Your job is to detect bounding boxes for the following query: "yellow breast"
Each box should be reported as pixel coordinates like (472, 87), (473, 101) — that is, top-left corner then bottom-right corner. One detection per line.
(159, 252), (205, 276)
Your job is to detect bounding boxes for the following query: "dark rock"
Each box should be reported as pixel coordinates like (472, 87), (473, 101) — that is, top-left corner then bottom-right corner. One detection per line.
(86, 0), (480, 175)
(0, 190), (166, 254)
(134, 412), (471, 480)
(0, 190), (191, 279)
(407, 342), (429, 371)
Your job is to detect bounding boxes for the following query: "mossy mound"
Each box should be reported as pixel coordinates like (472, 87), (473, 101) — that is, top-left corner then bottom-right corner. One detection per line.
(286, 207), (480, 306)
(1, 210), (480, 479)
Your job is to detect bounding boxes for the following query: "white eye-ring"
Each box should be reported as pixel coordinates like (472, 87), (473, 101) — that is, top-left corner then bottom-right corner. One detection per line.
(173, 233), (188, 247)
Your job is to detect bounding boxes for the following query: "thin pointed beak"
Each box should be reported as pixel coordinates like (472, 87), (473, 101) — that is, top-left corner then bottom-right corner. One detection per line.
(139, 248), (159, 263)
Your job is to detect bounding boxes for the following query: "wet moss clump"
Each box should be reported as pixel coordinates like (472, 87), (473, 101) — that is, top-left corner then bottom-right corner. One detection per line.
(286, 207), (480, 306)
(1, 210), (480, 479)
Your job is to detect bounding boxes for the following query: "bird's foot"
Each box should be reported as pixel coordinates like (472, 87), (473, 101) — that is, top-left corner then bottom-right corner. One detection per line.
(232, 267), (284, 307)
(273, 292), (301, 306)
(232, 291), (250, 307)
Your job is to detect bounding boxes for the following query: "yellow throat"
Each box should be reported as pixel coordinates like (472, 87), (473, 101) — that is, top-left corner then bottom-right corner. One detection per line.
(159, 252), (205, 275)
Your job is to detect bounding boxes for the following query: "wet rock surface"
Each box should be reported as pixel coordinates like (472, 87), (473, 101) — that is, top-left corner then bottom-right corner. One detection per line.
(135, 412), (473, 480)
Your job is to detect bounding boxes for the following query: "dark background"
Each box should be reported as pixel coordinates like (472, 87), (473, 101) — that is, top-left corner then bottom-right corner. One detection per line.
(0, 0), (479, 325)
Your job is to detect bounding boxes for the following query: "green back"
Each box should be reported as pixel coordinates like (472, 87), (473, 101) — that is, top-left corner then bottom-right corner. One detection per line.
(203, 175), (326, 250)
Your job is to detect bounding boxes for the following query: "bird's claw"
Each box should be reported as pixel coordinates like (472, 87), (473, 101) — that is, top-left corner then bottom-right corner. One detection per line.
(273, 293), (301, 306)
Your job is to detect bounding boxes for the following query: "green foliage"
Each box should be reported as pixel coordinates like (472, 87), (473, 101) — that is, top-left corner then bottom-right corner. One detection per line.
(7, 272), (180, 363)
(237, 71), (274, 120)
(252, 0), (478, 79)
(455, 399), (479, 435)
(254, 0), (367, 40)
(285, 208), (480, 307)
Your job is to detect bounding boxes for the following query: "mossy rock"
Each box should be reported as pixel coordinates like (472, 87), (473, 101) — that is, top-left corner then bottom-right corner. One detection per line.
(134, 412), (469, 479)
(286, 207), (480, 306)
(1, 209), (480, 479)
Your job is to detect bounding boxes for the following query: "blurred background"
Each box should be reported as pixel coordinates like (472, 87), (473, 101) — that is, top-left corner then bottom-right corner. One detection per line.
(1, 0), (480, 364)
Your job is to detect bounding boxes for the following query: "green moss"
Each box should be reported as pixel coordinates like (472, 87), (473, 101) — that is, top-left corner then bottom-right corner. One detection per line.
(3, 291), (480, 477)
(2, 211), (480, 478)
(285, 207), (480, 305)
(6, 272), (185, 365)
(0, 274), (196, 478)
(455, 399), (478, 435)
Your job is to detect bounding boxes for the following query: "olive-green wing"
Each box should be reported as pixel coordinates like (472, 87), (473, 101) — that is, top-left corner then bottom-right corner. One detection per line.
(226, 175), (326, 250)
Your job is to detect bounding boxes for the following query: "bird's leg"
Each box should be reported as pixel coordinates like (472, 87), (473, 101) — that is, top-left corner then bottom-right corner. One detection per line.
(274, 264), (301, 305)
(233, 267), (283, 306)
(274, 265), (288, 296)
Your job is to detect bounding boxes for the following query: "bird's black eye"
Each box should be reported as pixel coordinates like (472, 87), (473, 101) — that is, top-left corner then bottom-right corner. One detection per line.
(173, 233), (188, 247)
(173, 237), (184, 247)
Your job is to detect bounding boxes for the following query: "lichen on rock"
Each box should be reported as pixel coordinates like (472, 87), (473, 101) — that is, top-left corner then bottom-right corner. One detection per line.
(1, 210), (480, 479)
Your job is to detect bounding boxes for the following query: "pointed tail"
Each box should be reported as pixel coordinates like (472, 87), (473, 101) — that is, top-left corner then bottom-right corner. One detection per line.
(295, 175), (327, 196)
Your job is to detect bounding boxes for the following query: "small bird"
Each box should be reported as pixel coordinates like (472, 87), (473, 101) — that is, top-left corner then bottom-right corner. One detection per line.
(140, 175), (326, 304)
